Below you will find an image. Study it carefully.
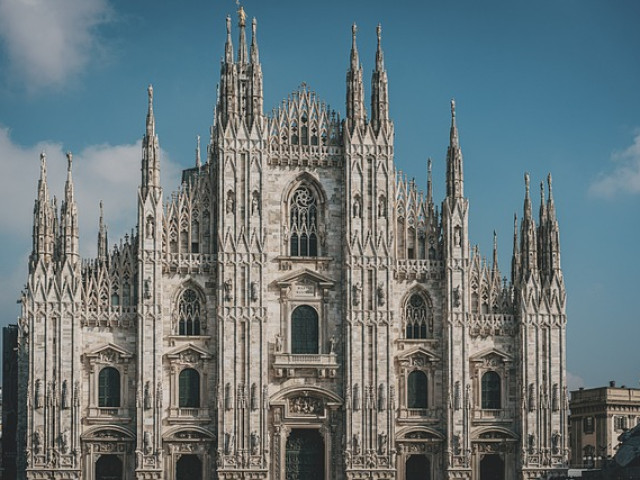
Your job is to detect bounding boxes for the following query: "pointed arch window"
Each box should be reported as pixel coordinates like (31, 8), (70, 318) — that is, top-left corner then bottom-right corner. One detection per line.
(291, 305), (319, 354)
(289, 186), (318, 257)
(179, 368), (200, 408)
(405, 294), (429, 339)
(178, 288), (201, 336)
(408, 370), (428, 408)
(98, 367), (120, 408)
(481, 371), (501, 409)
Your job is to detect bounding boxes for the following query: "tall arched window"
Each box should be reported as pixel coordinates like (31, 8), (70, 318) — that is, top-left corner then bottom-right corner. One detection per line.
(291, 305), (319, 354)
(179, 368), (200, 408)
(98, 367), (120, 407)
(481, 371), (501, 409)
(405, 294), (429, 339)
(289, 185), (318, 257)
(408, 371), (428, 408)
(178, 288), (201, 336)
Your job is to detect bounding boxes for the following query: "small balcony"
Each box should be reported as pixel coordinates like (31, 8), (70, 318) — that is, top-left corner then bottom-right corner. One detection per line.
(86, 407), (133, 424)
(168, 407), (211, 424)
(273, 353), (339, 378)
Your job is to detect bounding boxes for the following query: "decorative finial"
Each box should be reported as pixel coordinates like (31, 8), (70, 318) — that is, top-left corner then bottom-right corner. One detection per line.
(540, 181), (544, 200)
(147, 84), (153, 103)
(40, 151), (46, 165)
(238, 5), (246, 27)
(352, 23), (357, 37)
(451, 98), (456, 118)
(547, 173), (553, 193)
(226, 15), (231, 35)
(377, 24), (381, 43)
(66, 152), (73, 171)
(524, 172), (530, 194)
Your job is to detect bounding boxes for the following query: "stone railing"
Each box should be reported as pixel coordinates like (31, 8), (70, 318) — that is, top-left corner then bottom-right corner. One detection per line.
(273, 353), (339, 379)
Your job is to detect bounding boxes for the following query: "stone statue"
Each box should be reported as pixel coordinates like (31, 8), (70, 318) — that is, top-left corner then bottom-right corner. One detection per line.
(61, 380), (68, 409)
(34, 430), (43, 455)
(144, 431), (152, 455)
(275, 334), (283, 353)
(237, 5), (246, 27)
(329, 335), (336, 354)
(35, 379), (42, 409)
(251, 431), (260, 455)
(378, 433), (387, 454)
(60, 429), (69, 454)
(353, 433), (361, 454)
(144, 381), (152, 410)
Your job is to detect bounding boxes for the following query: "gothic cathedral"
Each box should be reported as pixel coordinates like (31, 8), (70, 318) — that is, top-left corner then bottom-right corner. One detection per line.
(13, 10), (568, 480)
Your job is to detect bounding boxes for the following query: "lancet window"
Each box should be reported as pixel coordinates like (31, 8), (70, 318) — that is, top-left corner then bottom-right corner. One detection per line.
(289, 186), (318, 257)
(404, 294), (430, 339)
(178, 288), (201, 336)
(179, 368), (200, 408)
(291, 305), (319, 354)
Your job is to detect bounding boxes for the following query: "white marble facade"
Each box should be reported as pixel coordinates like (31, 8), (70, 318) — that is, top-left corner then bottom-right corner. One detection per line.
(15, 10), (568, 480)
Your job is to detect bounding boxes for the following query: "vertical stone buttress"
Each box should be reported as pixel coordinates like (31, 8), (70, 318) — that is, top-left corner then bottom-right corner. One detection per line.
(515, 174), (567, 479)
(441, 100), (472, 479)
(137, 85), (164, 478)
(344, 24), (396, 480)
(19, 151), (82, 479)
(213, 9), (268, 478)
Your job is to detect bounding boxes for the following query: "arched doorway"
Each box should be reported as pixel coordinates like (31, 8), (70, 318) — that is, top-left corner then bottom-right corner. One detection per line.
(406, 454), (430, 480)
(176, 454), (202, 480)
(285, 429), (324, 480)
(480, 454), (504, 480)
(95, 455), (122, 480)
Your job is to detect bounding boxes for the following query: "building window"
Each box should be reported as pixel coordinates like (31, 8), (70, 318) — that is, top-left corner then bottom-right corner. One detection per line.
(98, 367), (120, 408)
(178, 288), (201, 335)
(408, 370), (428, 408)
(179, 368), (200, 408)
(584, 416), (594, 434)
(405, 294), (429, 339)
(291, 305), (319, 354)
(614, 416), (627, 431)
(481, 371), (501, 409)
(289, 185), (318, 257)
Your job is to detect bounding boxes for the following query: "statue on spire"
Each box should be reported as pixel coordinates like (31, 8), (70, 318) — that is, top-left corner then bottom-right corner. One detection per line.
(238, 5), (246, 27)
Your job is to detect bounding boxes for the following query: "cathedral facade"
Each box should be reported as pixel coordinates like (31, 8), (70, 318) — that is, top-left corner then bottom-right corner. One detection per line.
(13, 10), (568, 480)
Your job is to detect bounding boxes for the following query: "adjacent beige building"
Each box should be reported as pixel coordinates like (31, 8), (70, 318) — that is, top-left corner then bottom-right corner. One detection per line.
(569, 384), (640, 469)
(14, 9), (568, 480)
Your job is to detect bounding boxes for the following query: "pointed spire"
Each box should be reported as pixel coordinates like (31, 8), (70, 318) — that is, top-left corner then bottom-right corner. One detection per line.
(237, 5), (248, 64)
(142, 85), (161, 196)
(97, 200), (108, 262)
(224, 15), (234, 63)
(346, 23), (366, 132)
(539, 180), (547, 224)
(547, 173), (556, 222)
(446, 99), (464, 199)
(64, 152), (74, 200)
(37, 151), (49, 203)
(350, 23), (359, 70)
(427, 158), (433, 204)
(146, 84), (155, 137)
(195, 135), (201, 168)
(60, 152), (79, 260)
(375, 23), (384, 71)
(450, 98), (459, 146)
(520, 173), (538, 278)
(524, 172), (532, 219)
(492, 230), (499, 275)
(250, 17), (259, 64)
(371, 23), (389, 133)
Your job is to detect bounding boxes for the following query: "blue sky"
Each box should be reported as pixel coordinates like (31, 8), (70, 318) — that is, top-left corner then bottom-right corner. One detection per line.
(0, 0), (638, 389)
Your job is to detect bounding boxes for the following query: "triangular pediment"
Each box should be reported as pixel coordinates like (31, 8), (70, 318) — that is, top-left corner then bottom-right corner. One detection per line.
(165, 343), (211, 361)
(84, 343), (134, 362)
(396, 346), (440, 364)
(469, 347), (512, 364)
(276, 268), (335, 289)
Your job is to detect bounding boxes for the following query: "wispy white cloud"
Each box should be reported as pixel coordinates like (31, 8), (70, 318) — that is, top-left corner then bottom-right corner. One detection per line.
(0, 126), (181, 258)
(589, 132), (640, 198)
(0, 0), (113, 91)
